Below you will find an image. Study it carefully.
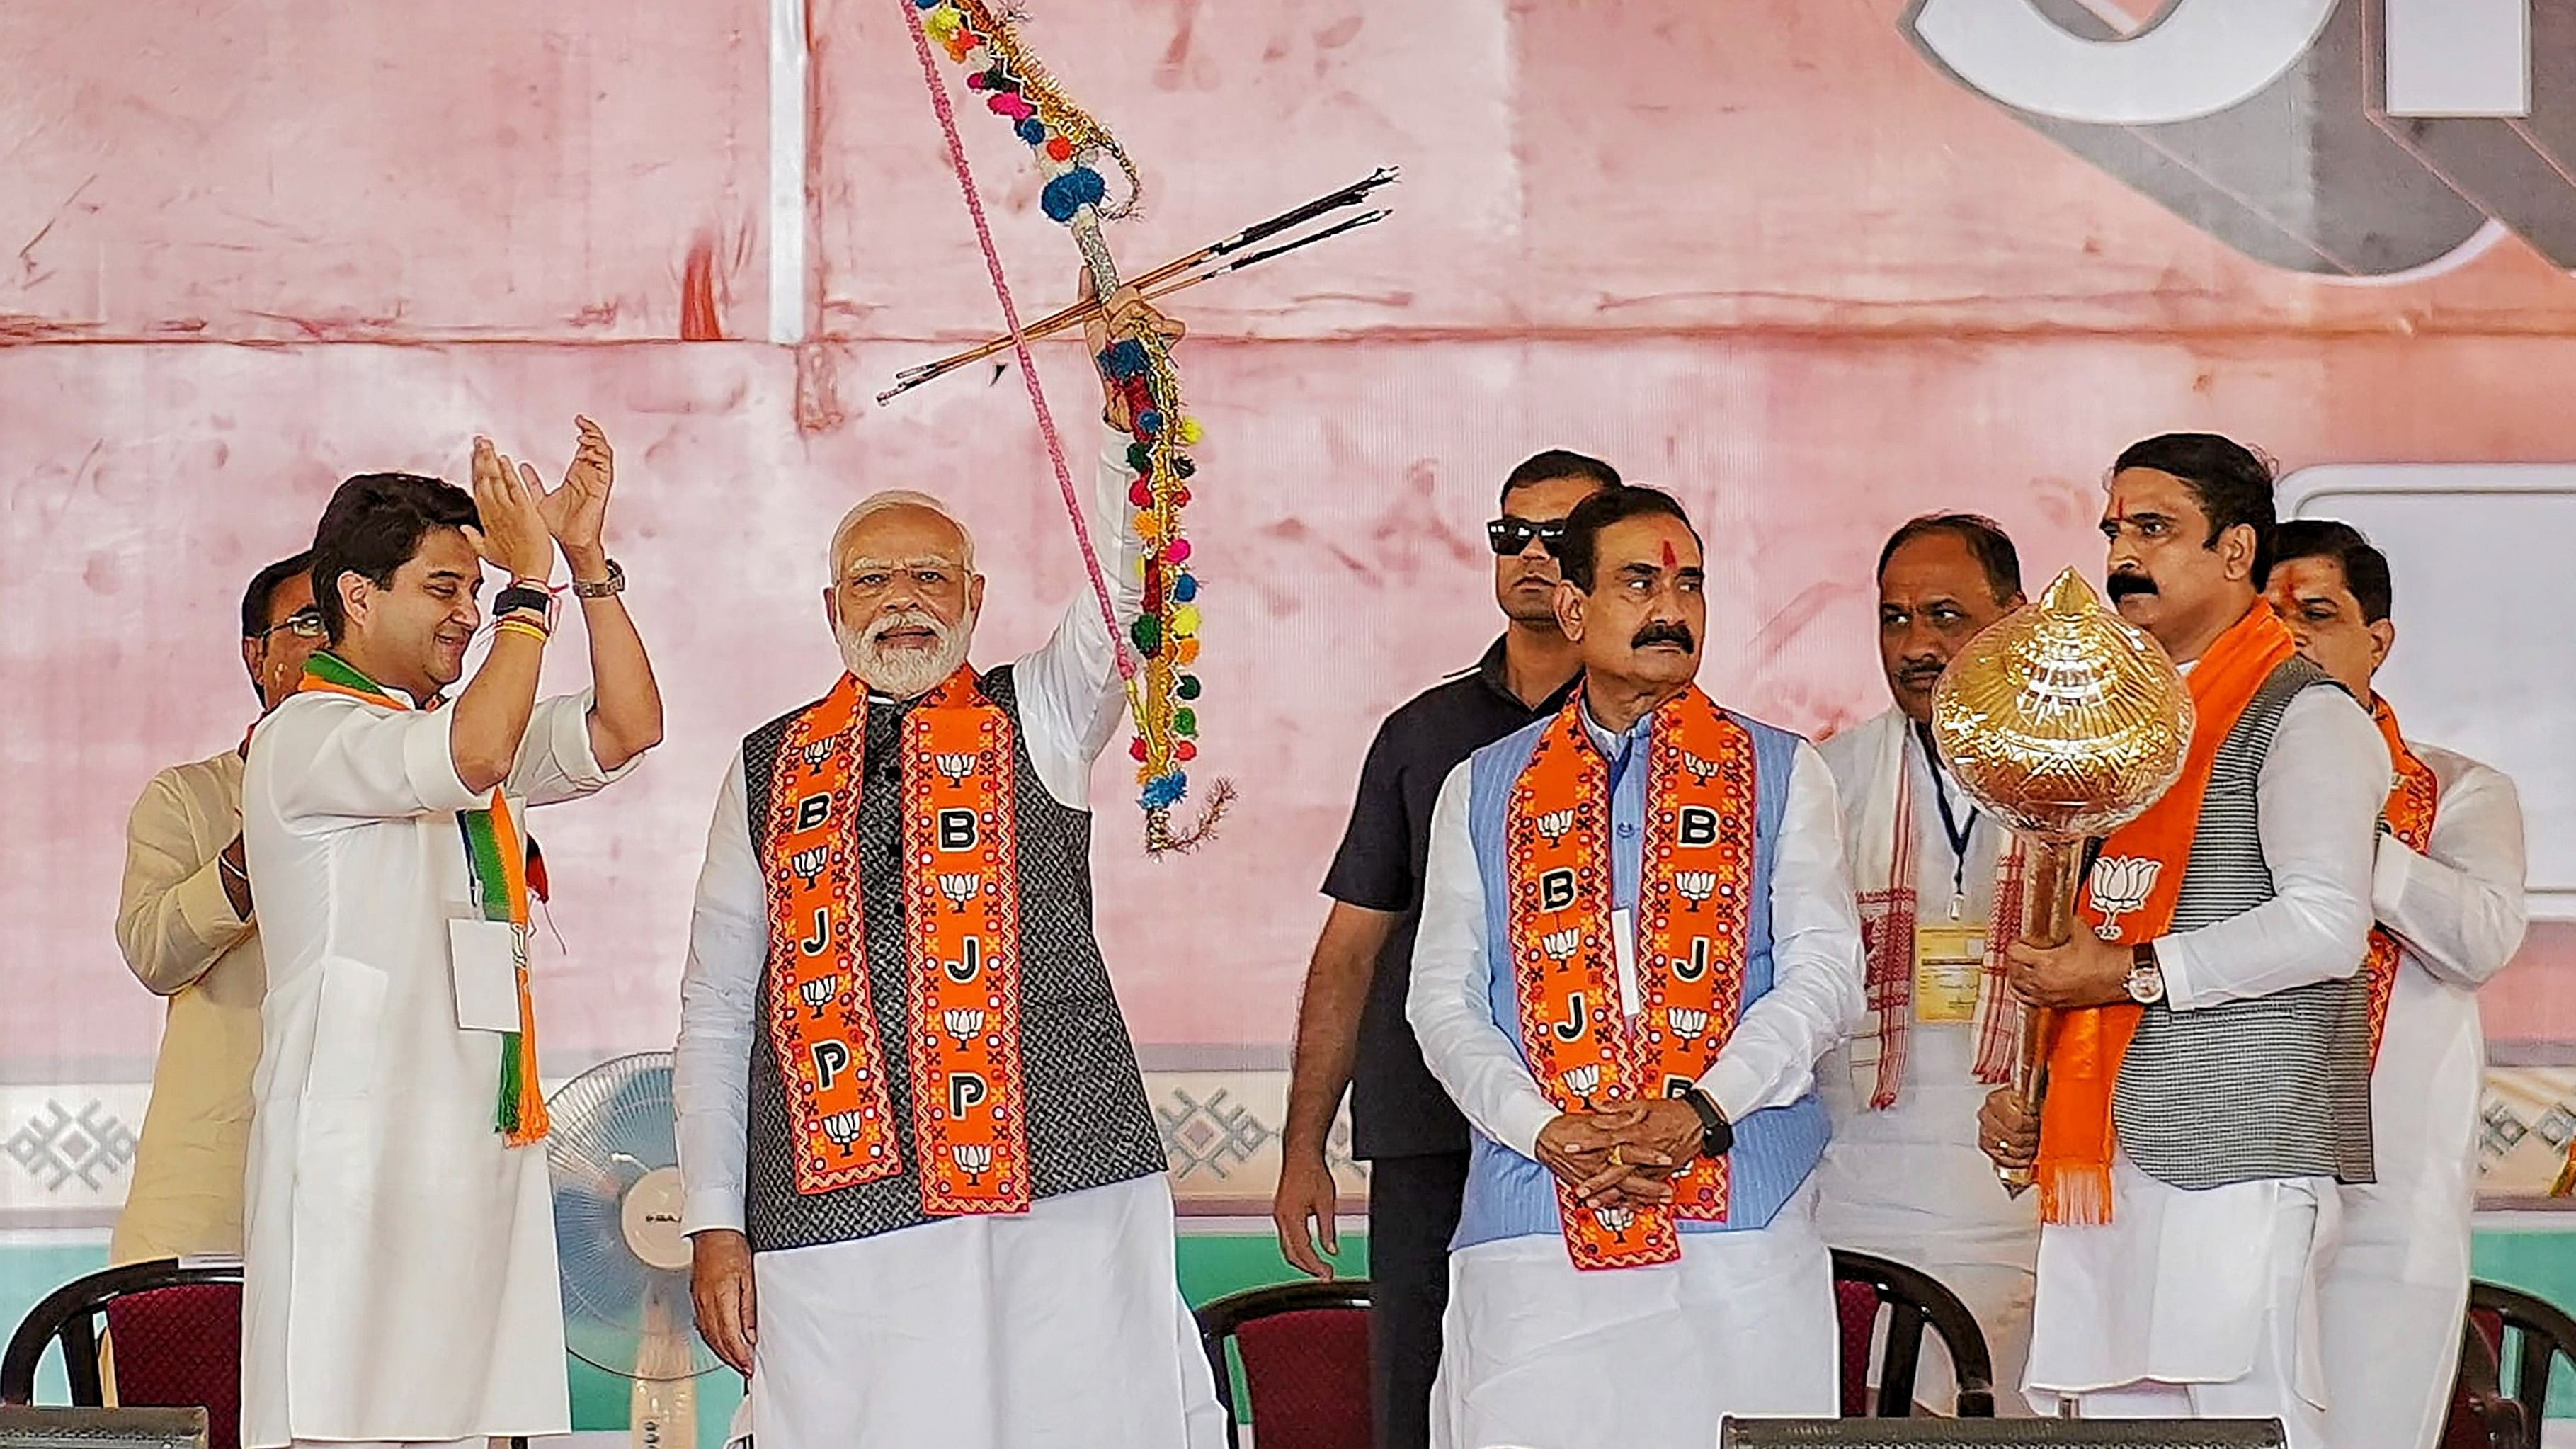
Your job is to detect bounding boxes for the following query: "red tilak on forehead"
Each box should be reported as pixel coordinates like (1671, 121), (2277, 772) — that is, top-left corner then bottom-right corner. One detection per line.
(1660, 539), (1677, 569)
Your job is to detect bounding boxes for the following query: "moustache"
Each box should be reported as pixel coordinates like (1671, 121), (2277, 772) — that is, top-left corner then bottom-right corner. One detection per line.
(2106, 572), (2158, 601)
(867, 608), (945, 644)
(1631, 623), (1695, 652)
(1897, 661), (1945, 686)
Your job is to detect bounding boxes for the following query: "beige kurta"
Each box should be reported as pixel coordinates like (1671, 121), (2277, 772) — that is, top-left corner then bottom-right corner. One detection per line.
(239, 686), (627, 1448)
(113, 749), (266, 1263)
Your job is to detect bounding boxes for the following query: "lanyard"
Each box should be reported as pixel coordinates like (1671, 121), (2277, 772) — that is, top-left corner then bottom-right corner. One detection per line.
(1915, 721), (1978, 916)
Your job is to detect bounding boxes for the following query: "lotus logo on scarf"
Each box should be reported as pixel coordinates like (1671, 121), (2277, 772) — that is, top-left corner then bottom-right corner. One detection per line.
(952, 1143), (993, 1184)
(2087, 856), (2163, 941)
(1561, 1064), (1602, 1101)
(943, 1007), (986, 1045)
(1541, 927), (1583, 962)
(1682, 752), (1719, 786)
(822, 1110), (864, 1151)
(792, 845), (829, 887)
(799, 975), (840, 1020)
(1667, 1006), (1710, 1040)
(802, 737), (836, 773)
(934, 752), (979, 783)
(1592, 1205), (1635, 1233)
(938, 873), (981, 911)
(1537, 809), (1576, 843)
(1675, 870), (1716, 907)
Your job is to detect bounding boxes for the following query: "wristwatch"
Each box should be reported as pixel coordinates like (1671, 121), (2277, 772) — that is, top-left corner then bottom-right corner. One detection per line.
(2125, 941), (2167, 1005)
(1674, 1084), (1735, 1159)
(491, 584), (552, 621)
(571, 558), (625, 598)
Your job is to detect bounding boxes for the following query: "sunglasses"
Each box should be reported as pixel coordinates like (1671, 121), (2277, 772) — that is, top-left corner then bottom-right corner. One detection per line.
(1486, 516), (1568, 557)
(256, 608), (326, 644)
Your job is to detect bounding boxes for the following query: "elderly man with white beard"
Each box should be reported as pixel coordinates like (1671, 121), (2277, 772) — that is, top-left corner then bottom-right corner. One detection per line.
(672, 288), (1226, 1449)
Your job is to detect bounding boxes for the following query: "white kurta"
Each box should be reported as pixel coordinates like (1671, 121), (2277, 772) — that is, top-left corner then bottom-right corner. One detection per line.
(2320, 741), (2527, 1449)
(1406, 714), (1865, 1449)
(1813, 711), (2037, 1414)
(239, 687), (627, 1448)
(673, 427), (1221, 1449)
(2025, 683), (2389, 1449)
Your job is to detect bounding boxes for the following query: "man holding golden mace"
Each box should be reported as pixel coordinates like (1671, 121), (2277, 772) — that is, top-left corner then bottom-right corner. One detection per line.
(1948, 435), (2389, 1445)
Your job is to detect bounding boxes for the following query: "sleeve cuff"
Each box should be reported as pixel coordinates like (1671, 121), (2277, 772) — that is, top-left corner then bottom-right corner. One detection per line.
(1696, 1055), (1768, 1124)
(546, 688), (632, 789)
(2151, 931), (2205, 1012)
(1493, 1092), (1560, 1162)
(173, 856), (251, 941)
(404, 705), (486, 814)
(2371, 832), (2417, 921)
(682, 1189), (747, 1237)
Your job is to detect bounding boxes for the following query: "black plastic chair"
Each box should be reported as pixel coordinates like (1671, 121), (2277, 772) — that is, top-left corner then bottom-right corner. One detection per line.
(1832, 1249), (1997, 1417)
(2470, 1279), (2576, 1443)
(2, 1258), (243, 1449)
(1195, 1279), (1372, 1449)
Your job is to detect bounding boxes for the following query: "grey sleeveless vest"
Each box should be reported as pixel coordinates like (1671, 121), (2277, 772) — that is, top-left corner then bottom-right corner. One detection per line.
(2111, 654), (2376, 1191)
(737, 666), (1168, 1252)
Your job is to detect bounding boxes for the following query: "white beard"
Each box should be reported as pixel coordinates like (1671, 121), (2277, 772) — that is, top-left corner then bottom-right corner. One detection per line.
(836, 605), (976, 699)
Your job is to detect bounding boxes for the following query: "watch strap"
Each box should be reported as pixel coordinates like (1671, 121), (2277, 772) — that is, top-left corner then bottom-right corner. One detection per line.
(491, 584), (552, 622)
(1675, 1084), (1734, 1159)
(571, 558), (625, 598)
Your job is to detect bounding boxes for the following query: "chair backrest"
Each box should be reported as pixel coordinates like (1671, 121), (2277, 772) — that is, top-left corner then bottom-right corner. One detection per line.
(0, 1260), (244, 1449)
(1194, 1279), (1372, 1449)
(2470, 1279), (2576, 1442)
(1830, 1249), (1997, 1418)
(2441, 1314), (2526, 1449)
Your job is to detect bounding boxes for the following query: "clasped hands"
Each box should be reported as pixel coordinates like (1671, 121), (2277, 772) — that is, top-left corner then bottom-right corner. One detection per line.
(1534, 1098), (1709, 1208)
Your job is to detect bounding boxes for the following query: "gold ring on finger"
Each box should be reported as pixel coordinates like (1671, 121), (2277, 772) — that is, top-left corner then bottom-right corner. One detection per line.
(1608, 1145), (1626, 1168)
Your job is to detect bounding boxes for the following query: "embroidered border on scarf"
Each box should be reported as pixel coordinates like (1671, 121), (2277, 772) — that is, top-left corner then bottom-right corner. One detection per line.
(2363, 696), (2439, 1066)
(1504, 687), (1757, 1271)
(763, 667), (1032, 1212)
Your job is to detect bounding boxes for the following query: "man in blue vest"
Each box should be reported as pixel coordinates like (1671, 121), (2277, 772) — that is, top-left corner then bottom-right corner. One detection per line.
(1407, 484), (1864, 1449)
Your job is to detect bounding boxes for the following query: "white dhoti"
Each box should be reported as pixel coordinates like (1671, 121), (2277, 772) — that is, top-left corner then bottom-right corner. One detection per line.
(2027, 1153), (2338, 1449)
(741, 1175), (1224, 1449)
(2318, 964), (2485, 1449)
(1434, 1185), (1838, 1449)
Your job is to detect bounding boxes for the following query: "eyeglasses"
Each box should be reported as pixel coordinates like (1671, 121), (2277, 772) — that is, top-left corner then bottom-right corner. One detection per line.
(1486, 516), (1568, 557)
(256, 608), (326, 644)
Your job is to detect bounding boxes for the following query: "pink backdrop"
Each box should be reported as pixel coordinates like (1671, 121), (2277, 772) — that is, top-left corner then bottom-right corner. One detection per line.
(6, 1), (2571, 1106)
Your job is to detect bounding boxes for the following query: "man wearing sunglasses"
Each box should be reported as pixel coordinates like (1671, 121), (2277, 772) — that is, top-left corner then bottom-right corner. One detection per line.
(110, 552), (327, 1263)
(1272, 449), (1619, 1449)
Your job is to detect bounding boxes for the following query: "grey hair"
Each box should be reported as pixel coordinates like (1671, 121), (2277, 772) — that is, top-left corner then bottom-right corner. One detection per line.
(827, 489), (976, 578)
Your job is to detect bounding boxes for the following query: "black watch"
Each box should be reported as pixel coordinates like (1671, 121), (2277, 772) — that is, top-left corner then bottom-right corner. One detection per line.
(1673, 1084), (1734, 1159)
(491, 584), (552, 621)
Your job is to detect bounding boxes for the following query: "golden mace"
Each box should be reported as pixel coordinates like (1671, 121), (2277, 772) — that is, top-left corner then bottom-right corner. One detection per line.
(1930, 568), (2192, 1194)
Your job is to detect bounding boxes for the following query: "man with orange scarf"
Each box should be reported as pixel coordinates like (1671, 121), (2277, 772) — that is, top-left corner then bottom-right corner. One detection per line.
(2269, 520), (2528, 1449)
(1408, 486), (1864, 1449)
(1978, 433), (2388, 1446)
(672, 286), (1224, 1449)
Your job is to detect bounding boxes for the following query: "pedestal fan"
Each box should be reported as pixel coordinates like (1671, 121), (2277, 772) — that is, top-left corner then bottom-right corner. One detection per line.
(549, 1052), (721, 1449)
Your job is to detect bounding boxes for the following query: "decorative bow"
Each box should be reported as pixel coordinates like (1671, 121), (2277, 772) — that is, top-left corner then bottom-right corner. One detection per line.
(899, 0), (1224, 853)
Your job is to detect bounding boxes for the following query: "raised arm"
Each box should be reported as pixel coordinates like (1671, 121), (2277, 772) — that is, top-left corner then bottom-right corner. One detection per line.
(1012, 283), (1182, 804)
(537, 416), (663, 774)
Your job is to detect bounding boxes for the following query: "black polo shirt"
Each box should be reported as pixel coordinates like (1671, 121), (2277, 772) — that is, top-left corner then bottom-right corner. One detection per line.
(1322, 637), (1578, 1161)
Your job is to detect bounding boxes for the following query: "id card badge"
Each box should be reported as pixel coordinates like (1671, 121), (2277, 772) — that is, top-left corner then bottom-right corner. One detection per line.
(450, 919), (525, 1033)
(1913, 924), (1984, 1025)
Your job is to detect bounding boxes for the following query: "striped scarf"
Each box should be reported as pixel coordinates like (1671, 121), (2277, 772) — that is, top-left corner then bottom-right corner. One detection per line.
(297, 652), (549, 1144)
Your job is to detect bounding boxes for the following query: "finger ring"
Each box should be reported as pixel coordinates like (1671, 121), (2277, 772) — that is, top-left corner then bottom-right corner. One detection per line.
(1608, 1145), (1626, 1167)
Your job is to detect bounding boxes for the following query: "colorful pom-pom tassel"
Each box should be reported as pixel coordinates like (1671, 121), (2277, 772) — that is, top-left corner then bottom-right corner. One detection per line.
(1101, 340), (1149, 380)
(1166, 538), (1193, 564)
(1141, 772), (1187, 809)
(1173, 574), (1199, 603)
(1176, 416), (1204, 445)
(1169, 604), (1200, 639)
(1016, 117), (1047, 145)
(1044, 136), (1074, 161)
(1176, 674), (1202, 700)
(1134, 408), (1163, 436)
(1129, 737), (1149, 762)
(1131, 615), (1162, 656)
(1128, 479), (1153, 508)
(1175, 741), (1197, 762)
(1039, 166), (1105, 222)
(1173, 707), (1198, 737)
